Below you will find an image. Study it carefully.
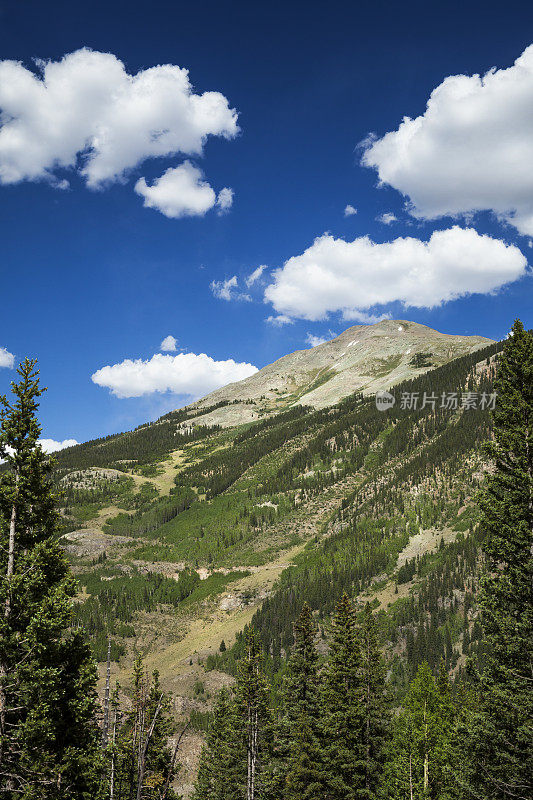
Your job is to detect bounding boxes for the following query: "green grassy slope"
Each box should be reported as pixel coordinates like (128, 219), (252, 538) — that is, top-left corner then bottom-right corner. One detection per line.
(56, 339), (501, 702)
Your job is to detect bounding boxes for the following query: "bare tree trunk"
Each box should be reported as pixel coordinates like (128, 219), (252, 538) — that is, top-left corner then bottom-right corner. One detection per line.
(102, 638), (111, 748)
(423, 698), (429, 793)
(109, 708), (117, 800)
(247, 708), (258, 800)
(136, 695), (163, 800)
(5, 495), (18, 619)
(160, 721), (189, 800)
(0, 474), (18, 779)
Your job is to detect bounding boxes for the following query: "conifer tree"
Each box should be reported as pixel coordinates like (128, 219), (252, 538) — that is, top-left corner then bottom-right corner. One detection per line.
(269, 603), (325, 800)
(0, 359), (101, 799)
(284, 710), (324, 800)
(358, 603), (389, 800)
(192, 688), (243, 800)
(459, 319), (533, 799)
(321, 593), (364, 800)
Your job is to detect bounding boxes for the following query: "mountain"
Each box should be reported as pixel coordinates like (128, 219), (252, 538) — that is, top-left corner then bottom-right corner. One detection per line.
(54, 321), (500, 797)
(185, 320), (493, 427)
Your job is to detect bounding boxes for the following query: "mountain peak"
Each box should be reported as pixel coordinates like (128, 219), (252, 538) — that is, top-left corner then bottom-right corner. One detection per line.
(186, 320), (493, 428)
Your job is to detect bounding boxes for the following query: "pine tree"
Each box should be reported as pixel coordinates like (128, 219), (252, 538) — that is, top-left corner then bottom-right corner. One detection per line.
(284, 710), (324, 800)
(459, 319), (533, 799)
(266, 603), (325, 800)
(233, 628), (271, 800)
(192, 688), (243, 800)
(358, 603), (389, 800)
(321, 593), (364, 800)
(0, 359), (101, 799)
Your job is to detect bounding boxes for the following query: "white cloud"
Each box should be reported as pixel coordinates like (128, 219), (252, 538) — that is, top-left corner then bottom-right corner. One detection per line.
(362, 44), (533, 236)
(344, 310), (391, 324)
(0, 347), (14, 368)
(135, 162), (218, 218)
(91, 352), (258, 399)
(216, 186), (234, 214)
(246, 265), (267, 287)
(0, 47), (238, 199)
(39, 438), (79, 454)
(306, 331), (337, 347)
(264, 227), (527, 321)
(160, 335), (178, 352)
(344, 204), (358, 217)
(265, 314), (294, 326)
(377, 212), (397, 225)
(210, 275), (250, 302)
(211, 275), (238, 300)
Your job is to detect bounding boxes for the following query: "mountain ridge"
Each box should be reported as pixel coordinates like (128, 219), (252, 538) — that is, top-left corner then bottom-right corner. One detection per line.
(184, 319), (493, 428)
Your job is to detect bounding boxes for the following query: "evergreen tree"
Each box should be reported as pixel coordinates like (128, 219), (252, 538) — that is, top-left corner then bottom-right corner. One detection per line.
(358, 603), (390, 800)
(459, 319), (533, 799)
(284, 710), (324, 800)
(267, 603), (325, 799)
(192, 688), (243, 800)
(321, 593), (364, 800)
(0, 359), (101, 799)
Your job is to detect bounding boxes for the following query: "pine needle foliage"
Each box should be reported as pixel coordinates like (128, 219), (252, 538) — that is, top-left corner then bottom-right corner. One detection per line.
(0, 359), (101, 799)
(458, 320), (533, 800)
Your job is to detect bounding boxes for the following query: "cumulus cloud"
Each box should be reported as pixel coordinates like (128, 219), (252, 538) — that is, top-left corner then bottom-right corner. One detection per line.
(91, 352), (258, 399)
(344, 204), (358, 217)
(0, 347), (14, 368)
(210, 276), (250, 302)
(362, 44), (533, 236)
(377, 212), (397, 225)
(160, 335), (177, 352)
(0, 48), (238, 214)
(39, 438), (79, 454)
(135, 162), (218, 218)
(216, 187), (234, 214)
(246, 265), (267, 287)
(264, 227), (527, 322)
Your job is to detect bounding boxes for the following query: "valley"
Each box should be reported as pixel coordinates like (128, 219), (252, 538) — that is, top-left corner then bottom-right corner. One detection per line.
(50, 321), (503, 795)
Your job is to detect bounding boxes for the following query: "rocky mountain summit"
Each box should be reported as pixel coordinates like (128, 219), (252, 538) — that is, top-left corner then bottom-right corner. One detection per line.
(186, 320), (493, 427)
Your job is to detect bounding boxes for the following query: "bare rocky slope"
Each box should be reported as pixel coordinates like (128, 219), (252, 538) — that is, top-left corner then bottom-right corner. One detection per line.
(185, 320), (493, 428)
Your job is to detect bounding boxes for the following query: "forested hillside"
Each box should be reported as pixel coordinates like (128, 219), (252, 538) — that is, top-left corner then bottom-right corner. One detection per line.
(2, 324), (530, 799)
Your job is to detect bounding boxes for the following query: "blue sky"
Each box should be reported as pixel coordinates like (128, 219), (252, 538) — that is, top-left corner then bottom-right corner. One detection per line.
(0, 0), (532, 446)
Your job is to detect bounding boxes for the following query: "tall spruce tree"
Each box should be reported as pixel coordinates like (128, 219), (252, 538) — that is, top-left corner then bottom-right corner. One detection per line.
(192, 688), (243, 800)
(0, 360), (101, 799)
(321, 593), (364, 800)
(458, 319), (533, 799)
(358, 603), (389, 800)
(269, 603), (325, 800)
